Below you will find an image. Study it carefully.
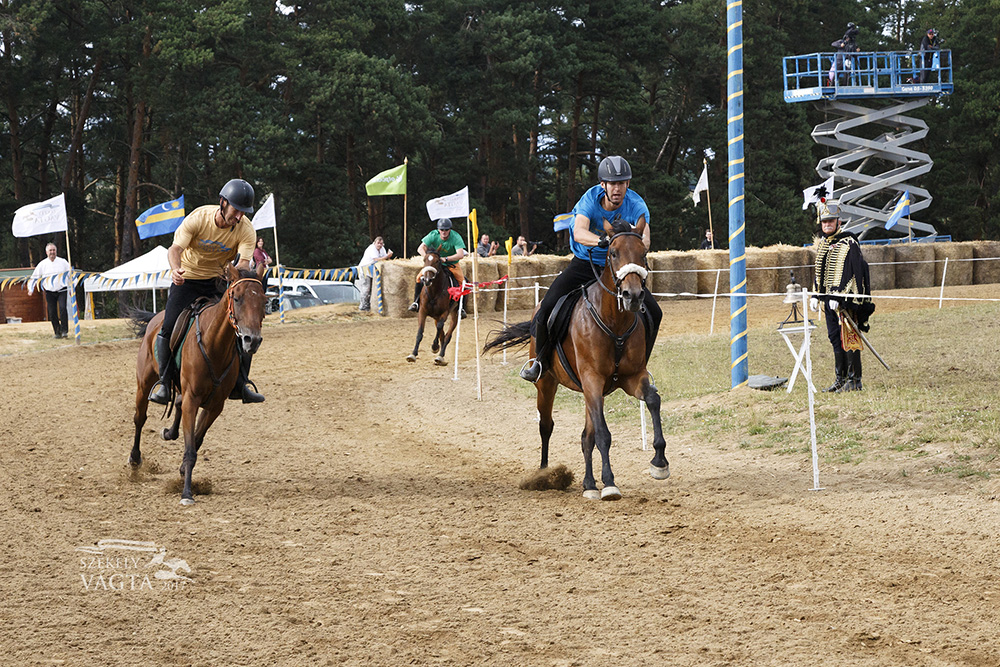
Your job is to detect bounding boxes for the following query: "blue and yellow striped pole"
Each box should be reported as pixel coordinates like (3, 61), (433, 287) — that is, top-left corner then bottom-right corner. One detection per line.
(727, 0), (748, 388)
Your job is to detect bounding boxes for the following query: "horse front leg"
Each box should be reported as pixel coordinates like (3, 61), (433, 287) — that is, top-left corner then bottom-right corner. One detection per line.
(407, 313), (427, 362)
(642, 379), (670, 480)
(583, 377), (619, 501)
(178, 397), (200, 506)
(434, 312), (457, 366)
(580, 411), (598, 499)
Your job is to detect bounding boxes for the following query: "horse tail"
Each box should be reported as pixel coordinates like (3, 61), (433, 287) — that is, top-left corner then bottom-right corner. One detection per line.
(124, 306), (157, 339)
(483, 320), (532, 354)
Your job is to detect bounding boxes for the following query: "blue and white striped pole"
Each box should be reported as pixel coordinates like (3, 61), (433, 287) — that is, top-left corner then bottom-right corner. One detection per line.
(727, 0), (748, 388)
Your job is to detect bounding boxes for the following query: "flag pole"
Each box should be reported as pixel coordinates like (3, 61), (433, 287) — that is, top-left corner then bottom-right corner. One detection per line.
(470, 209), (482, 400)
(704, 158), (715, 249)
(271, 193), (285, 325)
(64, 226), (81, 344)
(403, 157), (409, 259)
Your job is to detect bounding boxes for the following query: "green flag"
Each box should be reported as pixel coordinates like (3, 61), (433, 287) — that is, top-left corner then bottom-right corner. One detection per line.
(365, 163), (407, 196)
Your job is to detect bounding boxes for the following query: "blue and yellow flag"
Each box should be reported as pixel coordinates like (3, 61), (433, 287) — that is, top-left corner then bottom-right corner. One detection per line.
(885, 190), (910, 230)
(136, 195), (185, 239)
(553, 212), (574, 232)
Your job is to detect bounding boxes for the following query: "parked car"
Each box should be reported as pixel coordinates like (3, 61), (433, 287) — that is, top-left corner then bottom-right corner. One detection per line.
(278, 293), (325, 311)
(264, 279), (358, 313)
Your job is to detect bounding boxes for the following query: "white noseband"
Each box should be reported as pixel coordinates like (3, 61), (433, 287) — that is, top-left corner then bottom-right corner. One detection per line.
(615, 263), (648, 281)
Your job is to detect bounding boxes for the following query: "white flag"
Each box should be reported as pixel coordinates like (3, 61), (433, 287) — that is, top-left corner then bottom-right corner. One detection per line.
(12, 193), (68, 238)
(692, 165), (709, 206)
(425, 186), (470, 220)
(802, 176), (835, 210)
(252, 193), (276, 231)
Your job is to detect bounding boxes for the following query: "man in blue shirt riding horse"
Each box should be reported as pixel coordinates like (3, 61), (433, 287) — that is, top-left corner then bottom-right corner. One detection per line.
(520, 156), (663, 382)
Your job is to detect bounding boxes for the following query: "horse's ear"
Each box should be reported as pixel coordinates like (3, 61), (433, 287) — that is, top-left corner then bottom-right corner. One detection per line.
(634, 217), (646, 237)
(602, 219), (614, 236)
(255, 261), (267, 281)
(225, 262), (239, 282)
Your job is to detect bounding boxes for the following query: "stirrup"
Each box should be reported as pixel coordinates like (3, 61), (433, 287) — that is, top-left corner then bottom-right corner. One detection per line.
(519, 358), (542, 383)
(148, 380), (170, 405)
(408, 301), (419, 312)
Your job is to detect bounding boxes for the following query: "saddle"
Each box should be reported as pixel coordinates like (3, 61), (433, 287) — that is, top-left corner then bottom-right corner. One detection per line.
(157, 297), (219, 369)
(544, 282), (656, 391)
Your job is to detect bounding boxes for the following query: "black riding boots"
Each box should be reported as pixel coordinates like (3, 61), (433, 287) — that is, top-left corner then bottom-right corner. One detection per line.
(520, 322), (550, 383)
(823, 350), (847, 393)
(838, 350), (863, 392)
(148, 333), (172, 405)
(408, 282), (422, 312)
(229, 348), (265, 403)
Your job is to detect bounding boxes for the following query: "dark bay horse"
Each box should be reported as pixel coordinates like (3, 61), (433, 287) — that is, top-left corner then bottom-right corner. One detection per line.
(406, 248), (459, 366)
(130, 263), (267, 505)
(484, 218), (669, 500)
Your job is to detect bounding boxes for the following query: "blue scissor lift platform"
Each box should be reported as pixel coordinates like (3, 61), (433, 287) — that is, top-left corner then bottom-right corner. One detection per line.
(783, 50), (953, 238)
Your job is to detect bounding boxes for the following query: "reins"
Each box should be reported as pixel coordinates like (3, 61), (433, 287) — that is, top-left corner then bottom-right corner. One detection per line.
(194, 276), (263, 402)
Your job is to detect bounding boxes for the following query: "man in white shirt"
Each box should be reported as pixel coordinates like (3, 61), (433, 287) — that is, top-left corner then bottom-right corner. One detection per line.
(28, 243), (72, 338)
(356, 236), (393, 311)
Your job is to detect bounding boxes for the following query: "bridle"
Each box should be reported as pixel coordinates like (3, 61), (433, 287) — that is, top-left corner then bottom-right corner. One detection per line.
(588, 230), (649, 310)
(226, 277), (264, 331)
(418, 253), (442, 283)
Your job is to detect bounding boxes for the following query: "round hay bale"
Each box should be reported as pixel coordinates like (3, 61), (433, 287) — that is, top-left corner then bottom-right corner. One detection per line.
(746, 247), (780, 298)
(771, 244), (812, 293)
(933, 242), (973, 287)
(893, 244), (935, 289)
(378, 257), (423, 318)
(647, 251), (697, 300)
(972, 241), (1000, 285)
(861, 245), (896, 291)
(694, 250), (728, 296)
(501, 254), (570, 312)
(460, 257), (500, 314)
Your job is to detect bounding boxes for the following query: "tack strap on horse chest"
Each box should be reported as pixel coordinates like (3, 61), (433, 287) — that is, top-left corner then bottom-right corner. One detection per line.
(582, 291), (638, 382)
(196, 277), (261, 402)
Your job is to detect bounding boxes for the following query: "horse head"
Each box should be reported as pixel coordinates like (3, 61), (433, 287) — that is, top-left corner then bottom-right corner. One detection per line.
(224, 263), (267, 355)
(602, 217), (648, 312)
(418, 247), (443, 286)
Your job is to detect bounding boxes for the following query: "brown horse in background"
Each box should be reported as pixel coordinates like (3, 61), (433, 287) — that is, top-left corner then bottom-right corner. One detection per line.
(406, 248), (459, 366)
(130, 263), (267, 505)
(484, 218), (669, 500)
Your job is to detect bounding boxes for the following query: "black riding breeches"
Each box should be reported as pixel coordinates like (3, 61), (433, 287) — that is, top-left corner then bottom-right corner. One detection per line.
(160, 278), (222, 340)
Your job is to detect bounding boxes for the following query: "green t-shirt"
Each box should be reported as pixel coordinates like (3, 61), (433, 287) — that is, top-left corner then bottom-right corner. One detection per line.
(421, 230), (466, 266)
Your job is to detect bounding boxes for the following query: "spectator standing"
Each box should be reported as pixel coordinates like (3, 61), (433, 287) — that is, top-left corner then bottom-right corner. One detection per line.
(28, 242), (71, 338)
(917, 28), (941, 83)
(356, 236), (393, 311)
(700, 229), (715, 250)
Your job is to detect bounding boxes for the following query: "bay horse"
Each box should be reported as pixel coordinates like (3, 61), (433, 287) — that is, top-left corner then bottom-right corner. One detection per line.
(484, 218), (669, 500)
(406, 248), (459, 366)
(130, 263), (267, 505)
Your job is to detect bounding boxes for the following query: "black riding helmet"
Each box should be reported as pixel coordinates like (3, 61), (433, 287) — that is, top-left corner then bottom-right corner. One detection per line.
(597, 156), (632, 183)
(436, 218), (453, 231)
(219, 178), (255, 214)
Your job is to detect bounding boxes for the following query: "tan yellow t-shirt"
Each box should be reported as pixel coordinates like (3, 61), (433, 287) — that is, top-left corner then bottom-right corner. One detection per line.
(172, 204), (256, 280)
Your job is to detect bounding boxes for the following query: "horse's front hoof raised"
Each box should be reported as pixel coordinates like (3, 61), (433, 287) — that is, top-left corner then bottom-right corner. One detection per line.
(650, 464), (670, 480)
(406, 354), (417, 363)
(601, 486), (622, 501)
(582, 489), (600, 500)
(433, 356), (448, 366)
(179, 497), (195, 506)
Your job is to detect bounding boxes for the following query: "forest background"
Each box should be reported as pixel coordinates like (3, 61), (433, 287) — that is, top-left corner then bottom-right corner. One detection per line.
(1, 0), (996, 275)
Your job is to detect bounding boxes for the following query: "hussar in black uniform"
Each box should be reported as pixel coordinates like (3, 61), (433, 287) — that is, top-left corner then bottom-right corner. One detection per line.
(810, 200), (874, 392)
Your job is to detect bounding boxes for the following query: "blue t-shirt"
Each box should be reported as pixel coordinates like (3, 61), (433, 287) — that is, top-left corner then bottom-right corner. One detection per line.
(568, 184), (650, 266)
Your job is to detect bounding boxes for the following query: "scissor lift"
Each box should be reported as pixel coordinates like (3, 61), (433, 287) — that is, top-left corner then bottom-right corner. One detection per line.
(783, 50), (953, 238)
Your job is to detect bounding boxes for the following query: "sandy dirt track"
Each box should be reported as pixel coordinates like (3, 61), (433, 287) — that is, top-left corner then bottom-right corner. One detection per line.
(1, 293), (999, 667)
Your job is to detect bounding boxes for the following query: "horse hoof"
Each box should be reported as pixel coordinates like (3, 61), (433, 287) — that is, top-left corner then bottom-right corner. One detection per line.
(601, 486), (622, 501)
(650, 464), (671, 480)
(180, 497), (195, 506)
(434, 356), (448, 366)
(406, 354), (416, 363)
(582, 489), (600, 500)
(161, 428), (176, 441)
(128, 456), (141, 468)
